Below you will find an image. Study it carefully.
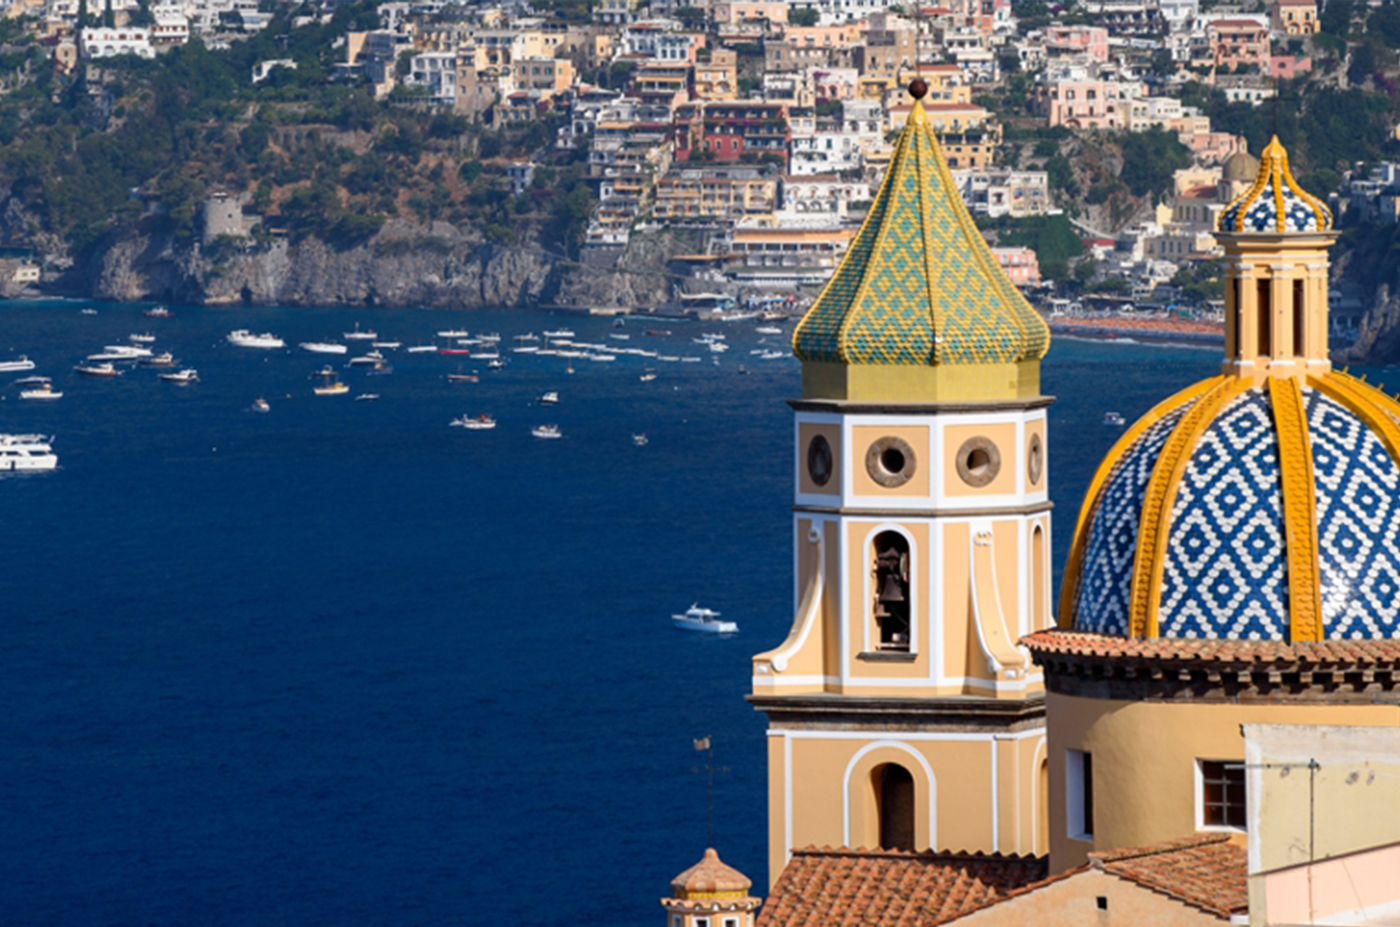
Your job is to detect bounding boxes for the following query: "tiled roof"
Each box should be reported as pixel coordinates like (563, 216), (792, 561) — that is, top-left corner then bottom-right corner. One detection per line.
(672, 848), (753, 897)
(756, 847), (1048, 927)
(1092, 835), (1247, 919)
(1022, 629), (1400, 664)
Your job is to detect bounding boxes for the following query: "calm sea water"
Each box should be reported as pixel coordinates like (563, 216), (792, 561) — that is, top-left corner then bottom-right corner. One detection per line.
(0, 302), (1390, 926)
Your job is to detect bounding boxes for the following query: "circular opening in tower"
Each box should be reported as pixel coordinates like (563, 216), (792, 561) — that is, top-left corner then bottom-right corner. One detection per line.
(956, 437), (1001, 488)
(807, 434), (833, 486)
(865, 436), (917, 488)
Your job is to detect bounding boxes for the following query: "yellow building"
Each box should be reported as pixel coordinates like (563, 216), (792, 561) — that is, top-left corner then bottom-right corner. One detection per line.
(750, 80), (1054, 888)
(1029, 137), (1400, 874)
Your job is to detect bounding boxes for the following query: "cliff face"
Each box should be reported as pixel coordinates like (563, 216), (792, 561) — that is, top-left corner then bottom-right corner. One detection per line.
(85, 219), (560, 309)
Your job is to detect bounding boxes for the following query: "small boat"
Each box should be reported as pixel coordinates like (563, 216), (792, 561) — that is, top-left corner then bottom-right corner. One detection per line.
(639, 371), (657, 382)
(343, 323), (377, 340)
(129, 333), (156, 344)
(452, 414), (497, 430)
(543, 329), (575, 339)
(372, 341), (401, 350)
(633, 433), (649, 446)
(437, 329), (470, 339)
(407, 345), (439, 354)
(0, 433), (57, 471)
(531, 424), (562, 439)
(144, 305), (171, 318)
(515, 333), (540, 343)
(609, 333), (631, 341)
(487, 359), (506, 370)
(98, 345), (151, 358)
(1103, 412), (1126, 426)
(13, 375), (49, 385)
(140, 353), (179, 368)
(80, 308), (97, 315)
(644, 329), (671, 337)
(313, 367), (349, 396)
(512, 345), (540, 354)
(539, 391), (559, 405)
(301, 342), (347, 355)
(470, 350), (500, 360)
(158, 368), (199, 384)
(448, 372), (480, 383)
(756, 326), (783, 335)
(74, 362), (121, 377)
(348, 350), (386, 366)
(478, 333), (501, 344)
(672, 604), (737, 634)
(252, 398), (271, 413)
(227, 330), (285, 349)
(21, 382), (62, 400)
(565, 364), (575, 375)
(439, 348), (472, 355)
(355, 393), (380, 402)
(366, 361), (394, 376)
(0, 356), (36, 373)
(760, 350), (786, 360)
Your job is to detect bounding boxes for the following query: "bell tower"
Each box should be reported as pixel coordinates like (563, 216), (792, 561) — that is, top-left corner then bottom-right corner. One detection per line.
(750, 81), (1053, 887)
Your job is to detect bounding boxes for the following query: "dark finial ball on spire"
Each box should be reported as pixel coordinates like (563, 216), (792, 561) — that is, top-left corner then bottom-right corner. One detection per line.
(909, 78), (928, 100)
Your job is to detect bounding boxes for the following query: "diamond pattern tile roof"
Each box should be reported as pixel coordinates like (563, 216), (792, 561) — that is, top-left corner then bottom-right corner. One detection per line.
(791, 99), (1049, 368)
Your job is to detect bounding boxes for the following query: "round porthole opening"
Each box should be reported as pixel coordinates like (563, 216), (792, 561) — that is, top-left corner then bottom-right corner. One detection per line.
(956, 436), (1001, 488)
(1028, 433), (1044, 485)
(807, 434), (833, 486)
(865, 436), (917, 488)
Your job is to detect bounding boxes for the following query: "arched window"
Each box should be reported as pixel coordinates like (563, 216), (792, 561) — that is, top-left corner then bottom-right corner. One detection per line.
(1032, 524), (1045, 629)
(872, 531), (911, 651)
(874, 763), (915, 849)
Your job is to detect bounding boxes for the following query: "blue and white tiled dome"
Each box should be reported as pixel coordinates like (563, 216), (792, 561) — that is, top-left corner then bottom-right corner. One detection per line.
(1218, 135), (1332, 234)
(1062, 374), (1400, 642)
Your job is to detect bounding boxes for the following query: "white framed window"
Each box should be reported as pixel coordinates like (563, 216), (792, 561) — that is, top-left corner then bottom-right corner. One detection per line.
(1066, 749), (1093, 840)
(695, 918), (710, 927)
(723, 919), (739, 927)
(1196, 759), (1247, 832)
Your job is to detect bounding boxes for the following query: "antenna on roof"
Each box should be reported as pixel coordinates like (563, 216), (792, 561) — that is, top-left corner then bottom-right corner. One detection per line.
(691, 736), (729, 849)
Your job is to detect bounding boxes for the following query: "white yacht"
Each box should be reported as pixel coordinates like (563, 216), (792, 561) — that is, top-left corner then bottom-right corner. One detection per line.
(543, 329), (575, 339)
(158, 368), (199, 384)
(452, 414), (497, 430)
(227, 330), (285, 349)
(343, 323), (377, 340)
(372, 341), (401, 349)
(20, 382), (61, 400)
(301, 342), (347, 355)
(407, 344), (439, 353)
(348, 350), (386, 366)
(539, 391), (559, 405)
(0, 356), (36, 372)
(90, 345), (151, 360)
(140, 352), (178, 368)
(671, 604), (737, 634)
(74, 362), (121, 377)
(531, 424), (562, 439)
(437, 329), (470, 339)
(129, 333), (157, 344)
(755, 326), (783, 335)
(0, 434), (57, 471)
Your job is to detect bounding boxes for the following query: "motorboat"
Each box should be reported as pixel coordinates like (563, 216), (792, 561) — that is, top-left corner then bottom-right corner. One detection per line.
(439, 347), (472, 355)
(348, 350), (386, 366)
(0, 434), (57, 471)
(343, 323), (377, 340)
(1103, 412), (1126, 426)
(301, 342), (347, 355)
(21, 382), (62, 400)
(644, 329), (671, 337)
(158, 368), (199, 384)
(140, 353), (179, 368)
(531, 424), (562, 439)
(639, 371), (657, 382)
(129, 333), (156, 344)
(366, 361), (393, 376)
(144, 305), (171, 318)
(671, 604), (737, 634)
(80, 308), (97, 315)
(0, 356), (36, 372)
(512, 345), (540, 354)
(515, 333), (540, 342)
(756, 326), (783, 335)
(94, 345), (151, 359)
(487, 359), (506, 370)
(759, 350), (786, 360)
(313, 367), (349, 396)
(539, 391), (559, 405)
(372, 341), (401, 349)
(355, 393), (380, 401)
(448, 372), (479, 383)
(407, 345), (439, 354)
(543, 329), (575, 339)
(74, 362), (121, 377)
(252, 398), (270, 413)
(609, 333), (630, 341)
(437, 329), (470, 339)
(227, 330), (285, 349)
(13, 375), (49, 385)
(452, 414), (497, 430)
(633, 433), (649, 446)
(478, 333), (501, 344)
(470, 350), (500, 360)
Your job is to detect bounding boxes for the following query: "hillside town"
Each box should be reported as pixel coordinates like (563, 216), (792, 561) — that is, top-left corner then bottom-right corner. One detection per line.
(6, 0), (1400, 339)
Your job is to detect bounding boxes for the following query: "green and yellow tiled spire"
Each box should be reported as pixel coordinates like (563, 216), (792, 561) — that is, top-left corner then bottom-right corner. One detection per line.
(792, 81), (1049, 401)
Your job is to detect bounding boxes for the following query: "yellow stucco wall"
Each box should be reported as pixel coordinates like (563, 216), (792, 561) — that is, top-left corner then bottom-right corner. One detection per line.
(851, 425), (931, 497)
(942, 422), (1019, 497)
(797, 422), (841, 496)
(1046, 693), (1400, 871)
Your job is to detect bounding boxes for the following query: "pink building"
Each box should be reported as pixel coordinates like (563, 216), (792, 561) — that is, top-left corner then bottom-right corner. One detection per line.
(1269, 54), (1312, 79)
(992, 247), (1040, 286)
(1041, 77), (1140, 130)
(1043, 25), (1109, 63)
(1208, 18), (1271, 72)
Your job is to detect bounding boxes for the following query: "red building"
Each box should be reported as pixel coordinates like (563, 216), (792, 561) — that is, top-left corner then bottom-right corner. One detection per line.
(673, 101), (790, 167)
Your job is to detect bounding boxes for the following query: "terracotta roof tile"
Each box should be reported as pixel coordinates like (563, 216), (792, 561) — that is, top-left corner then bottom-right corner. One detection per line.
(757, 847), (1047, 927)
(1021, 629), (1400, 665)
(1091, 834), (1247, 918)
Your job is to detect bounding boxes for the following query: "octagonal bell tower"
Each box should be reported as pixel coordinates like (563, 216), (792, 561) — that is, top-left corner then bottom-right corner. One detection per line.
(750, 81), (1053, 887)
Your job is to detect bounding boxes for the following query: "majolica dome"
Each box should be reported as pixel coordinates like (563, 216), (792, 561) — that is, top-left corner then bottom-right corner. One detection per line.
(1218, 135), (1332, 233)
(1221, 148), (1259, 184)
(670, 848), (752, 898)
(1061, 372), (1400, 642)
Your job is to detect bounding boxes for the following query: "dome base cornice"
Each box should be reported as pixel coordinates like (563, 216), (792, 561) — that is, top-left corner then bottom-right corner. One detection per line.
(1024, 630), (1400, 703)
(801, 359), (1043, 402)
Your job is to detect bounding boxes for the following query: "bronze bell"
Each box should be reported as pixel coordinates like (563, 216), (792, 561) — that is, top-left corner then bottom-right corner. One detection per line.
(879, 573), (906, 604)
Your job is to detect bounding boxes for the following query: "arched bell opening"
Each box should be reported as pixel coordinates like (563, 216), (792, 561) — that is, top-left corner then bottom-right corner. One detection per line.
(872, 762), (916, 850)
(871, 530), (911, 651)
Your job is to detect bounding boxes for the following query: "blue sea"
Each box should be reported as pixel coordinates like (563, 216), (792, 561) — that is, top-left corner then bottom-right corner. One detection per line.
(0, 301), (1390, 926)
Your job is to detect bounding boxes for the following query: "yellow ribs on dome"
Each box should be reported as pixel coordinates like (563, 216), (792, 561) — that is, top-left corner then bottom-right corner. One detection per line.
(791, 98), (1048, 398)
(1269, 376), (1323, 643)
(1220, 135), (1332, 233)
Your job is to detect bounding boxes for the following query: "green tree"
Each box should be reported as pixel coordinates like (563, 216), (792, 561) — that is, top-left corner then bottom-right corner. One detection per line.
(788, 7), (819, 26)
(1118, 128), (1190, 198)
